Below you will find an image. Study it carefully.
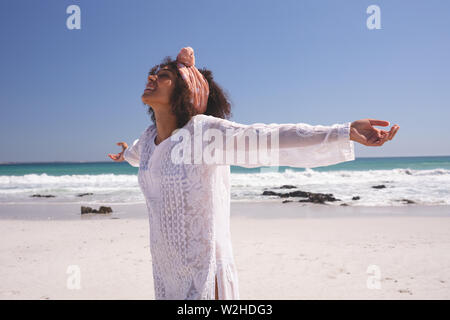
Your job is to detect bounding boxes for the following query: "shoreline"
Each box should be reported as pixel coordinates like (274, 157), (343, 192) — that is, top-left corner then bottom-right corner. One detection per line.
(0, 201), (449, 220)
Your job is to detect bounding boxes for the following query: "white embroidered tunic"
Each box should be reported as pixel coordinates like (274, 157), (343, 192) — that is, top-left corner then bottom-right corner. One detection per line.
(123, 114), (355, 300)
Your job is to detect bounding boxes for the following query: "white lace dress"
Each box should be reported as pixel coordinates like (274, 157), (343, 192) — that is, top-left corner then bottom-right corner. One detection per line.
(123, 114), (355, 300)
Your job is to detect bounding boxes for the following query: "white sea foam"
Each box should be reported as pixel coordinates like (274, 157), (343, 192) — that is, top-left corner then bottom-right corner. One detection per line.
(0, 168), (449, 206)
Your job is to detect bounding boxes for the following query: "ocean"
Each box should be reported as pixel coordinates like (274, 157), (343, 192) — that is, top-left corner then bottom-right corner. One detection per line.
(0, 156), (449, 206)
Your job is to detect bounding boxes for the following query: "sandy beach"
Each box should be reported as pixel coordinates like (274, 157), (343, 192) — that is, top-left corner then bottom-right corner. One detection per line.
(1, 202), (449, 299)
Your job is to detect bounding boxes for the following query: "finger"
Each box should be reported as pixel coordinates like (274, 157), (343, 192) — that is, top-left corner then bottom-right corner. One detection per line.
(387, 127), (394, 140)
(376, 129), (388, 140)
(388, 125), (399, 140)
(380, 133), (389, 144)
(369, 119), (390, 127)
(371, 132), (389, 146)
(371, 128), (388, 143)
(390, 126), (400, 140)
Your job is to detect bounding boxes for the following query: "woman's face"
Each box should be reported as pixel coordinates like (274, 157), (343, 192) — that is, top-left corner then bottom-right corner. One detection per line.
(141, 65), (176, 109)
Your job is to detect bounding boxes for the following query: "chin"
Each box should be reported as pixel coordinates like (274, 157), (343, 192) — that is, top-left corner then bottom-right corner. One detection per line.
(141, 94), (151, 105)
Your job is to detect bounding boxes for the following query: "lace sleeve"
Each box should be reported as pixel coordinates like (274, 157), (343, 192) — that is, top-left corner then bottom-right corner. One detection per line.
(123, 125), (153, 167)
(123, 138), (141, 167)
(182, 114), (355, 168)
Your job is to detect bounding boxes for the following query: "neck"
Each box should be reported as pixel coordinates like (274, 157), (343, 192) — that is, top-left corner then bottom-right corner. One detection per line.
(154, 109), (178, 145)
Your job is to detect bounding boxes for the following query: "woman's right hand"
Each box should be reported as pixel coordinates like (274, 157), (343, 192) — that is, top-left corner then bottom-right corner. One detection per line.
(108, 142), (128, 162)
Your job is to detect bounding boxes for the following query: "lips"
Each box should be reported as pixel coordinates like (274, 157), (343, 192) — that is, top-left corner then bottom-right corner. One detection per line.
(145, 82), (157, 92)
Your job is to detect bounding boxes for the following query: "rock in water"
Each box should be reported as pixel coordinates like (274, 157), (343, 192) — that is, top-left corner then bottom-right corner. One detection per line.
(77, 193), (94, 197)
(31, 194), (55, 198)
(262, 191), (280, 196)
(396, 199), (416, 204)
(372, 185), (386, 189)
(278, 185), (297, 189)
(352, 196), (361, 200)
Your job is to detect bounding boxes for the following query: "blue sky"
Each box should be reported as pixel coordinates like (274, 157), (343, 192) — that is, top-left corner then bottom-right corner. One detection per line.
(1, 0), (449, 162)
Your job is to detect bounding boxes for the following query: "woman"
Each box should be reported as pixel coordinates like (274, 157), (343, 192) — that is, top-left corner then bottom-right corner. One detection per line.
(108, 47), (400, 300)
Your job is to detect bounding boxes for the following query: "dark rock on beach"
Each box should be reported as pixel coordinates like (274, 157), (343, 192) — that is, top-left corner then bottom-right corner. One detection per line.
(262, 190), (341, 203)
(372, 185), (386, 189)
(262, 189), (340, 204)
(98, 206), (113, 213)
(77, 193), (94, 197)
(340, 203), (349, 206)
(262, 190), (311, 198)
(298, 193), (340, 204)
(288, 190), (311, 198)
(290, 191), (310, 198)
(282, 200), (293, 203)
(81, 206), (91, 214)
(81, 206), (113, 214)
(31, 194), (55, 198)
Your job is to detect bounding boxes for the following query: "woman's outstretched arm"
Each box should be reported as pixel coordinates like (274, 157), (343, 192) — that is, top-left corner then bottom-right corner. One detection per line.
(174, 115), (399, 168)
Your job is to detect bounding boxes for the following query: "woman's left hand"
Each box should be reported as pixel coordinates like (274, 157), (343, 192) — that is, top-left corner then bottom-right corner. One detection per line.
(350, 119), (400, 146)
(108, 142), (128, 162)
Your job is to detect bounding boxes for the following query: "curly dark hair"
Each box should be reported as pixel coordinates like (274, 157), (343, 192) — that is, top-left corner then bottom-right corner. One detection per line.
(145, 56), (232, 128)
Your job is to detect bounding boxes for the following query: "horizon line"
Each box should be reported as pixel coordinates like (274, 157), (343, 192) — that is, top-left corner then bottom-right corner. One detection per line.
(1, 154), (450, 165)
